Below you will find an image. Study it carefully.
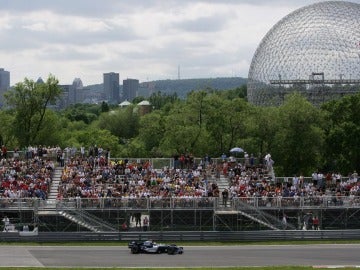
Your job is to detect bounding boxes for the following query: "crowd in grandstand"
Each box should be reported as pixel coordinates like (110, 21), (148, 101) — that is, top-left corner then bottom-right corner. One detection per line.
(0, 145), (55, 202)
(58, 155), (210, 200)
(0, 145), (359, 208)
(56, 149), (360, 210)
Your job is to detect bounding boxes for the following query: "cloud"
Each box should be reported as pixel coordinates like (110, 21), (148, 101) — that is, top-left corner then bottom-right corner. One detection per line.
(1, 0), (358, 85)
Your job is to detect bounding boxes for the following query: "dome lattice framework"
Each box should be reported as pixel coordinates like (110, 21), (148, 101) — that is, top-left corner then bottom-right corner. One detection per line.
(248, 1), (360, 106)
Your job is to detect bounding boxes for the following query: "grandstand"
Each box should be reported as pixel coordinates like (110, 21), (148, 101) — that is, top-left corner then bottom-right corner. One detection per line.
(0, 148), (359, 232)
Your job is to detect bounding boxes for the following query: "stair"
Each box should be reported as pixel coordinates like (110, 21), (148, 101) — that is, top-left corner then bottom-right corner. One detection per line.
(38, 167), (62, 212)
(48, 167), (62, 202)
(235, 199), (297, 230)
(58, 208), (118, 232)
(237, 209), (280, 230)
(58, 210), (100, 232)
(37, 167), (118, 232)
(216, 174), (230, 208)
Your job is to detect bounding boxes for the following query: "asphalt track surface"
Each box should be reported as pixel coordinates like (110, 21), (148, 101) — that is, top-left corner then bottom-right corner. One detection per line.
(0, 244), (359, 268)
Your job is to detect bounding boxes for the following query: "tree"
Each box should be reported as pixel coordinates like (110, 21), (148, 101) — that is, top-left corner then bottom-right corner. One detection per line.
(185, 90), (208, 150)
(33, 110), (64, 147)
(221, 85), (247, 100)
(321, 93), (360, 174)
(132, 96), (145, 104)
(63, 103), (101, 124)
(205, 93), (251, 155)
(149, 91), (179, 110)
(5, 75), (62, 147)
(246, 105), (280, 159)
(137, 111), (165, 156)
(160, 102), (197, 155)
(0, 110), (17, 148)
(97, 105), (139, 140)
(273, 93), (325, 175)
(101, 101), (110, 112)
(69, 127), (120, 156)
(203, 94), (230, 155)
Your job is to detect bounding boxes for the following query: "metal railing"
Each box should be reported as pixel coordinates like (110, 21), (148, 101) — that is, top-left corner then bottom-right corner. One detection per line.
(1, 230), (360, 242)
(1, 196), (359, 211)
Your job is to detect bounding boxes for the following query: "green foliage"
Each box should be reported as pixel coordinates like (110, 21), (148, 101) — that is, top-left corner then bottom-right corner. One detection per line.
(0, 110), (17, 148)
(204, 94), (250, 155)
(245, 105), (280, 158)
(272, 93), (325, 175)
(97, 105), (139, 140)
(132, 96), (145, 104)
(4, 74), (62, 147)
(220, 85), (247, 100)
(101, 101), (110, 112)
(321, 93), (360, 174)
(160, 102), (198, 155)
(122, 138), (148, 157)
(65, 127), (120, 155)
(138, 111), (165, 156)
(63, 103), (102, 124)
(161, 90), (212, 155)
(33, 110), (64, 147)
(3, 74), (360, 175)
(149, 91), (179, 110)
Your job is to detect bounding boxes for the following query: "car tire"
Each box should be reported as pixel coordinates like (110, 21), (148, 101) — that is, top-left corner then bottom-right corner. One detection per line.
(167, 246), (175, 255)
(131, 246), (139, 254)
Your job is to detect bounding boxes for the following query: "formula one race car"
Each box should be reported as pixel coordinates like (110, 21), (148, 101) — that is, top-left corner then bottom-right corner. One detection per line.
(128, 240), (184, 255)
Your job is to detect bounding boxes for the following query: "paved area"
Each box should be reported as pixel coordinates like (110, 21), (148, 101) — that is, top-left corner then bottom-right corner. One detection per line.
(0, 244), (359, 268)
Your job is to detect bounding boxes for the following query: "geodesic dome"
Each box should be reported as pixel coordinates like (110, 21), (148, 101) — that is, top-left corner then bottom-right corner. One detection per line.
(248, 1), (360, 106)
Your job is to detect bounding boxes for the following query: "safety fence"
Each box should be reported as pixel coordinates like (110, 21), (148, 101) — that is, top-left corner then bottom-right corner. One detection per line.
(1, 196), (359, 211)
(1, 229), (360, 243)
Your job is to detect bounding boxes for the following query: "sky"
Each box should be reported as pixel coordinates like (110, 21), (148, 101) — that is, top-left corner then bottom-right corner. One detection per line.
(1, 0), (359, 86)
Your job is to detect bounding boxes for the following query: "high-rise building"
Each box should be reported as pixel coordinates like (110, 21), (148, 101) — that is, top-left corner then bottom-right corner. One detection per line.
(0, 68), (10, 106)
(68, 78), (84, 105)
(58, 84), (71, 109)
(122, 78), (139, 102)
(103, 72), (120, 104)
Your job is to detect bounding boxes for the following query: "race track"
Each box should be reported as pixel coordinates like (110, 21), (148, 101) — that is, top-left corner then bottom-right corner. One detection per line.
(0, 244), (359, 268)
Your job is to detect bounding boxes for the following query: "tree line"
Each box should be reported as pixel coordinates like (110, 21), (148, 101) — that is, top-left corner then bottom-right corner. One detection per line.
(1, 75), (360, 176)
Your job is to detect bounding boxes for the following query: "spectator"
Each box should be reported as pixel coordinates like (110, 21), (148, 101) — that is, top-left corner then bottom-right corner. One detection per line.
(60, 151), (65, 167)
(2, 216), (10, 231)
(122, 222), (128, 231)
(222, 188), (229, 207)
(143, 216), (149, 231)
(282, 215), (287, 230)
(313, 216), (319, 230)
(312, 171), (318, 187)
(1, 145), (7, 159)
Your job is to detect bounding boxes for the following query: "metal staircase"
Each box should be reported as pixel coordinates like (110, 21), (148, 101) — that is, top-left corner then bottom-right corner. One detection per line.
(236, 209), (280, 230)
(48, 167), (62, 202)
(209, 172), (230, 207)
(37, 167), (62, 214)
(218, 174), (229, 193)
(234, 199), (297, 230)
(37, 167), (118, 232)
(57, 208), (118, 232)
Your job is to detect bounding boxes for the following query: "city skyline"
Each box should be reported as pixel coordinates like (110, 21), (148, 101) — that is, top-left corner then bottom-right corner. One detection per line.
(1, 0), (359, 86)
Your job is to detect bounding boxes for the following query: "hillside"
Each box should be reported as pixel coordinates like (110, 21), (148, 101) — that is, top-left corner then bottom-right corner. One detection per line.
(85, 77), (247, 99)
(139, 77), (247, 98)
